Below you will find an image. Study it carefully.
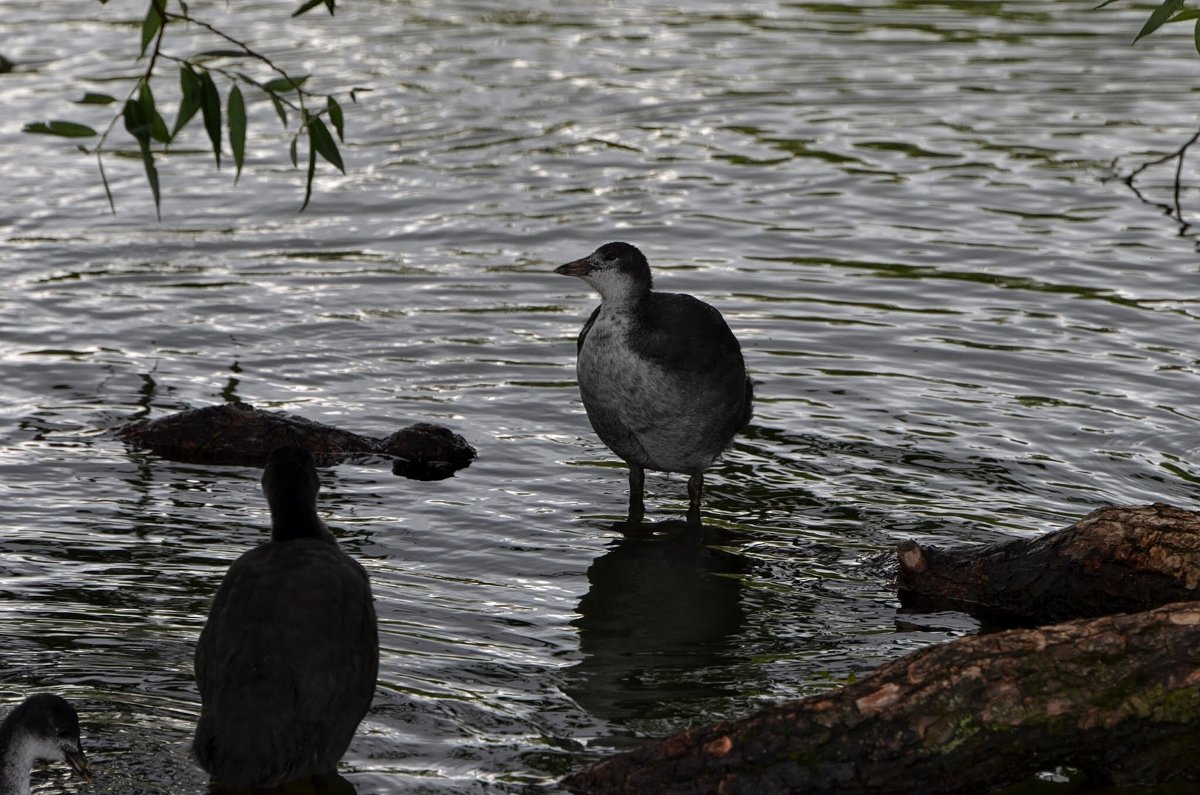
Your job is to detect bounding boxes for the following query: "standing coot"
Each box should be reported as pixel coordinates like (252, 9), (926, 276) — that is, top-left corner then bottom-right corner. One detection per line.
(556, 242), (753, 526)
(0, 694), (90, 794)
(193, 445), (378, 790)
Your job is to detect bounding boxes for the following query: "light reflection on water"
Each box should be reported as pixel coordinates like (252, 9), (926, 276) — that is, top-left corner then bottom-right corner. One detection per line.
(2, 0), (1200, 792)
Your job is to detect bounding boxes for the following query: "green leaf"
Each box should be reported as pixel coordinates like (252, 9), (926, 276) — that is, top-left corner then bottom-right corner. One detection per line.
(96, 145), (116, 215)
(327, 96), (344, 141)
(139, 82), (170, 144)
(123, 97), (148, 140)
(23, 120), (98, 137)
(139, 142), (162, 220)
(1133, 0), (1187, 43)
(140, 0), (164, 58)
(199, 70), (222, 168)
(1194, 16), (1200, 55)
(74, 92), (117, 105)
(301, 134), (316, 211)
(172, 64), (202, 138)
(270, 94), (288, 127)
(1172, 9), (1200, 21)
(294, 0), (334, 16)
(1093, 0), (1122, 9)
(263, 75), (309, 93)
(194, 49), (249, 60)
(289, 135), (299, 167)
(228, 84), (247, 182)
(123, 98), (162, 219)
(307, 116), (344, 173)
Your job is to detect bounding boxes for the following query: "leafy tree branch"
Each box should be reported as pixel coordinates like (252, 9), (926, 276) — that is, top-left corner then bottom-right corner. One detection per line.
(23, 0), (356, 218)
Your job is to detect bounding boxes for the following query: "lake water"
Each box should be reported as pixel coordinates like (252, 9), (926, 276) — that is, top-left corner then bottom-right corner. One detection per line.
(2, 0), (1200, 792)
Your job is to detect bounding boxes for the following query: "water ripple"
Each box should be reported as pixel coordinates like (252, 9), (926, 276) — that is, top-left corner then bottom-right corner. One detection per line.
(2, 1), (1199, 792)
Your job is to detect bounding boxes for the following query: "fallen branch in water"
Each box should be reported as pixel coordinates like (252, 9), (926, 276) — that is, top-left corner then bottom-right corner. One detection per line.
(896, 503), (1200, 627)
(563, 600), (1200, 794)
(116, 402), (476, 479)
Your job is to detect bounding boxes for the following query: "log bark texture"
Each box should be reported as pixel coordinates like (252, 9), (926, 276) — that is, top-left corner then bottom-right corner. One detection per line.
(563, 601), (1200, 794)
(896, 503), (1200, 626)
(117, 402), (475, 479)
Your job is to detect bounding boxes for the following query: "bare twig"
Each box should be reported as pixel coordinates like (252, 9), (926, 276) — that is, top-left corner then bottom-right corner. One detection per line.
(165, 8), (314, 113)
(1118, 127), (1200, 233)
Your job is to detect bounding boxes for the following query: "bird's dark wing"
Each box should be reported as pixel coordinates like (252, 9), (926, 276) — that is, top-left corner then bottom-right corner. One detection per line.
(630, 292), (745, 374)
(739, 374), (755, 431)
(194, 541), (378, 787)
(577, 305), (601, 353)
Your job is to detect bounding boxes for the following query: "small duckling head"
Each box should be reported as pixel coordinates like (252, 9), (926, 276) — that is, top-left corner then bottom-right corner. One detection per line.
(555, 242), (652, 304)
(4, 694), (91, 783)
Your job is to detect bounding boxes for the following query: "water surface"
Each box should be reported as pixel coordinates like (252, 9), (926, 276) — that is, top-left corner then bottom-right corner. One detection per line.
(2, 0), (1200, 791)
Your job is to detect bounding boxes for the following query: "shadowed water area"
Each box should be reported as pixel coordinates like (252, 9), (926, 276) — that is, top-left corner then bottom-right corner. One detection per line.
(2, 0), (1200, 791)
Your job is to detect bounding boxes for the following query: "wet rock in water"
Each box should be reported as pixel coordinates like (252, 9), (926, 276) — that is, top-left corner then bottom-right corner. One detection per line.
(116, 402), (476, 479)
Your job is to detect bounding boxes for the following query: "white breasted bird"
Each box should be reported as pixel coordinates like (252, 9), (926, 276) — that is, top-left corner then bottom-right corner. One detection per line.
(556, 242), (753, 526)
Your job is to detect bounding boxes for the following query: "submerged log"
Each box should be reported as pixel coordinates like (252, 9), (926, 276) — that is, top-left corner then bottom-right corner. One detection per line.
(896, 503), (1200, 626)
(117, 402), (476, 480)
(563, 600), (1200, 794)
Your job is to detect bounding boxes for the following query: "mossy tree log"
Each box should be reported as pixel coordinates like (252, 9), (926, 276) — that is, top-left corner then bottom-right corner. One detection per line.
(563, 600), (1200, 794)
(896, 503), (1200, 627)
(117, 402), (476, 479)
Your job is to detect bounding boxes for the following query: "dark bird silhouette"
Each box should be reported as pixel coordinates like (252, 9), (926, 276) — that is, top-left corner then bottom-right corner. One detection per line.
(0, 694), (90, 795)
(193, 445), (379, 790)
(556, 242), (753, 526)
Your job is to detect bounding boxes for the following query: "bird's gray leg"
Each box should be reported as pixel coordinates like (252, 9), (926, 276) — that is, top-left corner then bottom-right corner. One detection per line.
(687, 472), (703, 527)
(627, 463), (645, 526)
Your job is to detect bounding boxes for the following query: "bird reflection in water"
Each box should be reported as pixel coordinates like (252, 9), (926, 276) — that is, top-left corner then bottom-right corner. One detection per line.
(566, 521), (746, 737)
